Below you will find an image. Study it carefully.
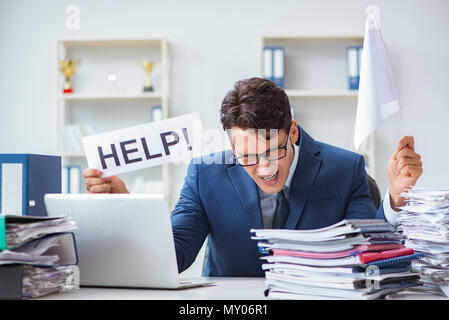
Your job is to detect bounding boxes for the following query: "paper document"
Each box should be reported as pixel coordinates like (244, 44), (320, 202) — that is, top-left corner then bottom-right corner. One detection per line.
(82, 113), (202, 177)
(397, 186), (449, 297)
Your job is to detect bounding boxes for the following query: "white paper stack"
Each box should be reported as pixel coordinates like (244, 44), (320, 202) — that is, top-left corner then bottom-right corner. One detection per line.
(22, 265), (78, 299)
(397, 187), (449, 296)
(252, 219), (423, 300)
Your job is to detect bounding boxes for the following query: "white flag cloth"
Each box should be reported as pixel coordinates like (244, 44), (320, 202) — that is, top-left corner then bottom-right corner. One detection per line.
(353, 13), (400, 151)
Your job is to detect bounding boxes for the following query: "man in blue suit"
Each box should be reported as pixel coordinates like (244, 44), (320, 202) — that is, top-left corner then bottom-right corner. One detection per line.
(83, 78), (423, 277)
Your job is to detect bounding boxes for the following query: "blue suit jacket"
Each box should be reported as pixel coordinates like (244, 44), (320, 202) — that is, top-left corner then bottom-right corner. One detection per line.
(170, 125), (386, 277)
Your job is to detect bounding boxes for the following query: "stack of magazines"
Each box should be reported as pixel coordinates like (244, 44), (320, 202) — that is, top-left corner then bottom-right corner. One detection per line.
(251, 219), (424, 300)
(397, 187), (449, 297)
(0, 215), (79, 299)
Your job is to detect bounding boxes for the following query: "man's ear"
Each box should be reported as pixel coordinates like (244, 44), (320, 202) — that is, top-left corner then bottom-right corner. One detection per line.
(290, 120), (299, 145)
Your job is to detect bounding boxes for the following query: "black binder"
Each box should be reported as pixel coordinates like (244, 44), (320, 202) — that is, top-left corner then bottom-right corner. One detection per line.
(0, 265), (23, 300)
(0, 232), (78, 299)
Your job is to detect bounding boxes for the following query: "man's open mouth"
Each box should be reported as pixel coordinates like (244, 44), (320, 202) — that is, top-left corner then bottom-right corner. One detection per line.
(261, 171), (279, 181)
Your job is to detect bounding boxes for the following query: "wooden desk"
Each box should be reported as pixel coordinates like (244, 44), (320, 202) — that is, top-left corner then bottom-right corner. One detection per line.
(40, 277), (265, 300)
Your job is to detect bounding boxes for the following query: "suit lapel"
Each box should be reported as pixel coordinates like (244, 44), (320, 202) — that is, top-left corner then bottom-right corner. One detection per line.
(284, 126), (322, 229)
(228, 165), (264, 229)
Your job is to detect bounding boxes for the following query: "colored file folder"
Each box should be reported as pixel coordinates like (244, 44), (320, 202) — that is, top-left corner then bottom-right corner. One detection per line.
(272, 47), (285, 88)
(263, 47), (273, 82)
(0, 154), (61, 216)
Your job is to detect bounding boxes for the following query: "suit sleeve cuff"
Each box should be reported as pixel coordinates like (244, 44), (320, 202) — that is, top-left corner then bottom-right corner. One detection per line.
(383, 187), (401, 226)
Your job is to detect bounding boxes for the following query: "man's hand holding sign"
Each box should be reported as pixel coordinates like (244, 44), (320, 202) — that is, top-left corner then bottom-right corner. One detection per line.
(83, 169), (129, 194)
(82, 113), (201, 193)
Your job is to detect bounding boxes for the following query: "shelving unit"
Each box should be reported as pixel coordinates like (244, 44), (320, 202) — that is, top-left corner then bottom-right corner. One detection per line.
(57, 92), (165, 101)
(284, 89), (358, 98)
(260, 35), (375, 177)
(56, 38), (172, 202)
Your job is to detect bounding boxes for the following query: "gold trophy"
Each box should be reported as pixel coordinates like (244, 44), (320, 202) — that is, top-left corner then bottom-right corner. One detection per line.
(61, 59), (78, 93)
(142, 60), (155, 92)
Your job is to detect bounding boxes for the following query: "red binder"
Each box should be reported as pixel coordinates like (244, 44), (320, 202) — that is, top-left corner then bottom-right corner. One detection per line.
(356, 247), (415, 264)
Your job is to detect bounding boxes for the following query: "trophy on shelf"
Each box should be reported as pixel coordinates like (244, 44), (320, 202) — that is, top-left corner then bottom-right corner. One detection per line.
(142, 60), (155, 92)
(60, 59), (79, 94)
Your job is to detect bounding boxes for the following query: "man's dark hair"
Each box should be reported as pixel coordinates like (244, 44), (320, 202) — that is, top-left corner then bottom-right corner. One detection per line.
(219, 77), (292, 134)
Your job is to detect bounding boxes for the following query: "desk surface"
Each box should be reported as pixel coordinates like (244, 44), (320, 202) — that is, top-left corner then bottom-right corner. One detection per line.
(40, 277), (449, 300)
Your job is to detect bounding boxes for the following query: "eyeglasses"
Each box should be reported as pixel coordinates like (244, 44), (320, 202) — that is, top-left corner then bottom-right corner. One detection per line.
(233, 131), (291, 167)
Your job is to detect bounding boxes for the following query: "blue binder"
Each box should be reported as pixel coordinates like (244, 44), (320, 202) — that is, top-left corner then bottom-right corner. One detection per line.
(346, 46), (362, 90)
(263, 46), (274, 83)
(0, 154), (61, 216)
(272, 46), (285, 89)
(263, 46), (285, 88)
(62, 165), (81, 194)
(366, 253), (424, 268)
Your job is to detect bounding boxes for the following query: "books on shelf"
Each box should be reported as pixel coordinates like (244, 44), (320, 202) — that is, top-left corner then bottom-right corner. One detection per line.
(62, 165), (81, 194)
(251, 219), (423, 300)
(397, 187), (449, 297)
(151, 105), (163, 122)
(0, 215), (79, 299)
(60, 124), (95, 154)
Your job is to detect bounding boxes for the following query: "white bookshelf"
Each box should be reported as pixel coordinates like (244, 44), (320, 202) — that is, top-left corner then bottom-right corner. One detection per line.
(260, 35), (375, 177)
(57, 92), (165, 101)
(284, 89), (358, 98)
(56, 38), (172, 202)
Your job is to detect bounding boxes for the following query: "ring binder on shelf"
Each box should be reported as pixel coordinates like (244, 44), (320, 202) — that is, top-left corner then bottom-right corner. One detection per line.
(0, 154), (61, 216)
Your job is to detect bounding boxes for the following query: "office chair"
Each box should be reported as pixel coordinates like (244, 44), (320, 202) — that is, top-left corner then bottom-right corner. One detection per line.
(366, 174), (382, 210)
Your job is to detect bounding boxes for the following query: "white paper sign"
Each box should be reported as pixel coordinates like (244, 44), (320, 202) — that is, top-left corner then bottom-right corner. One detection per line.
(82, 113), (202, 177)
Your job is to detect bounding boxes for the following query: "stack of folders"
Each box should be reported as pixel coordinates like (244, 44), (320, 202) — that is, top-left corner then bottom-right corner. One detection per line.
(251, 219), (424, 300)
(0, 215), (79, 299)
(396, 187), (449, 297)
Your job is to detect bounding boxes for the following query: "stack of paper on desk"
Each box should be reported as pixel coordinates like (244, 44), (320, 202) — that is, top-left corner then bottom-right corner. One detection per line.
(397, 187), (449, 297)
(251, 219), (423, 300)
(0, 215), (79, 299)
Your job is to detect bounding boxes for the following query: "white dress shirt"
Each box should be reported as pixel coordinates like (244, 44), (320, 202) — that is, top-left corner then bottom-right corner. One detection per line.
(257, 144), (399, 228)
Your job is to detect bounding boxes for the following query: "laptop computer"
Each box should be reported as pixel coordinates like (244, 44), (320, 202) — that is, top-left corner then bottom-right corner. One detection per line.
(44, 193), (214, 289)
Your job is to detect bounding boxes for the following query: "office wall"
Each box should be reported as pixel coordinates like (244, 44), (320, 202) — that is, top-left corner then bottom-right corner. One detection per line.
(1, 0), (448, 275)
